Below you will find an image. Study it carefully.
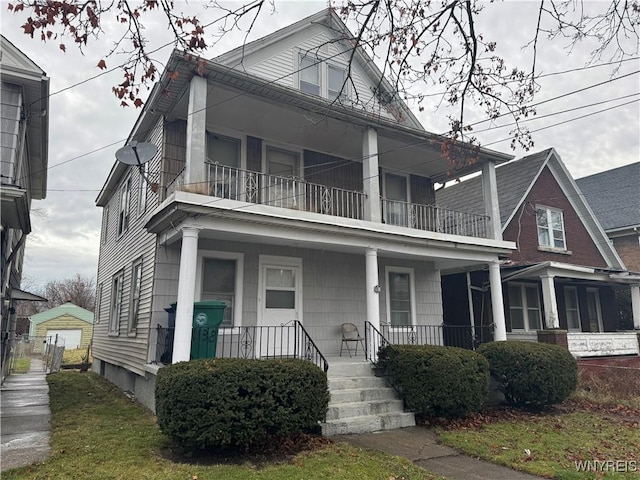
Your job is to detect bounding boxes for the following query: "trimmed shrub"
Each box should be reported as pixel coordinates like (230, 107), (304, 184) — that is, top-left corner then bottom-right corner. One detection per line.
(155, 358), (329, 451)
(478, 341), (577, 407)
(378, 344), (489, 418)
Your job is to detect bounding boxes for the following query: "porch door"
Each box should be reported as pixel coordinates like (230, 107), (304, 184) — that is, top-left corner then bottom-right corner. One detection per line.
(384, 173), (409, 226)
(258, 261), (302, 357)
(586, 288), (604, 332)
(265, 147), (300, 208)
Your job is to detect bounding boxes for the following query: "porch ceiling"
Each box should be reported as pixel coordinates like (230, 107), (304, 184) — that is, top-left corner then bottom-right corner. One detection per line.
(153, 54), (512, 183)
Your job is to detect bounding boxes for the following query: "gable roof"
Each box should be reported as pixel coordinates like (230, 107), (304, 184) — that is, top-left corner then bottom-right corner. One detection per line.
(575, 162), (640, 232)
(213, 8), (424, 131)
(29, 302), (94, 325)
(436, 148), (625, 269)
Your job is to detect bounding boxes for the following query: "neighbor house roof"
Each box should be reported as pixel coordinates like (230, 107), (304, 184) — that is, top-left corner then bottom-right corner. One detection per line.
(436, 148), (550, 226)
(575, 162), (640, 233)
(29, 302), (94, 325)
(436, 148), (625, 270)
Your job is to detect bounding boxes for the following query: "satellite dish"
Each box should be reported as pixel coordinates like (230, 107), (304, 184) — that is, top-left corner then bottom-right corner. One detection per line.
(115, 141), (157, 166)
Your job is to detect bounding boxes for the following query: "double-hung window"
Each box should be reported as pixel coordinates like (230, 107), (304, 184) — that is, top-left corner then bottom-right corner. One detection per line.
(299, 55), (320, 96)
(298, 53), (347, 101)
(564, 286), (581, 331)
(386, 267), (414, 327)
(508, 284), (542, 331)
(128, 258), (143, 334)
(109, 270), (124, 335)
(117, 178), (131, 236)
(328, 64), (347, 101)
(536, 206), (566, 250)
(201, 258), (237, 327)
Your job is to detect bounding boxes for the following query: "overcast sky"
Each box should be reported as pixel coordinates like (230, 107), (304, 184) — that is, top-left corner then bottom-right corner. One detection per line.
(2, 0), (638, 289)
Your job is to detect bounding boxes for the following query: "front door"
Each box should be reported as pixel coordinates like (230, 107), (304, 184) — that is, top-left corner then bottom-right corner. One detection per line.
(258, 258), (302, 357)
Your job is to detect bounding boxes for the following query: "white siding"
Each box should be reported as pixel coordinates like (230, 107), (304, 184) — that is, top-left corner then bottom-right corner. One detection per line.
(153, 238), (442, 356)
(93, 117), (163, 376)
(236, 23), (394, 121)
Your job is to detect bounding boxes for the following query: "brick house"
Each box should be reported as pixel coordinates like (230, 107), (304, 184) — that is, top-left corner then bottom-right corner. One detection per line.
(438, 148), (640, 357)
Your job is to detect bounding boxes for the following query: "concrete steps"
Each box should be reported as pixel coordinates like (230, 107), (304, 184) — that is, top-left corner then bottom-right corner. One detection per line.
(321, 358), (415, 436)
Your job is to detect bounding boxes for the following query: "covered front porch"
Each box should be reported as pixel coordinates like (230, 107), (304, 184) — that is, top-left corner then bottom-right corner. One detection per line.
(145, 203), (515, 369)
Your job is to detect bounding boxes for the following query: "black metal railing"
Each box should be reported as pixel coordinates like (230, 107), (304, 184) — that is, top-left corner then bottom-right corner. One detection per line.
(379, 323), (494, 350)
(153, 321), (328, 373)
(364, 321), (390, 364)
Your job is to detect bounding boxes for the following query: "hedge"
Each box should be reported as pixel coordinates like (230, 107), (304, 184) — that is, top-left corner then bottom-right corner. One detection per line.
(378, 344), (489, 418)
(155, 358), (329, 451)
(478, 341), (577, 407)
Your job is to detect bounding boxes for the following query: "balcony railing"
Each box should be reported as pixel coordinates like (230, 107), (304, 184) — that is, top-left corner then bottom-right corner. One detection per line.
(166, 165), (489, 238)
(154, 321), (328, 372)
(382, 198), (488, 238)
(206, 164), (364, 220)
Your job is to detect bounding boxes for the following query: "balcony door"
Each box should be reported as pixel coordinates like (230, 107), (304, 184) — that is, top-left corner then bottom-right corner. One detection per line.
(265, 147), (301, 208)
(384, 173), (409, 226)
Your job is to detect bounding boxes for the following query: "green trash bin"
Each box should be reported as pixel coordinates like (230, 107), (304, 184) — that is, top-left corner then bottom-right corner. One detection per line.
(190, 301), (227, 359)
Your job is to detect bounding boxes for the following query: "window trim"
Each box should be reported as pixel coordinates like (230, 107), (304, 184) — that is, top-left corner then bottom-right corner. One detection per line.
(295, 50), (349, 101)
(95, 283), (103, 324)
(535, 204), (567, 251)
(117, 176), (132, 237)
(196, 250), (244, 331)
(508, 282), (542, 332)
(128, 258), (143, 335)
(384, 266), (417, 328)
(101, 206), (109, 244)
(137, 165), (148, 216)
(109, 270), (124, 336)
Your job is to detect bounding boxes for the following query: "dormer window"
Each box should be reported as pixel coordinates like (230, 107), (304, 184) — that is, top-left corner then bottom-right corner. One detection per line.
(328, 65), (346, 101)
(299, 55), (320, 96)
(536, 205), (566, 250)
(298, 53), (347, 101)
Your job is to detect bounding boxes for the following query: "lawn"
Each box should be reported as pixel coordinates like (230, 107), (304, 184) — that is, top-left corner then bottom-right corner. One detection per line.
(3, 371), (445, 480)
(436, 359), (640, 480)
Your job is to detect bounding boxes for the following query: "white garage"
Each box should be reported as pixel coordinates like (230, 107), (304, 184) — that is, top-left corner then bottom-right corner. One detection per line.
(46, 329), (82, 349)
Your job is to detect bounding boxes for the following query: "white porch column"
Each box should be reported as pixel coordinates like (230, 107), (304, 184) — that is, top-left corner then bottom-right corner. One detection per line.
(632, 284), (640, 330)
(365, 248), (381, 330)
(172, 226), (201, 363)
(482, 160), (502, 240)
(362, 127), (381, 223)
(489, 261), (507, 341)
(540, 274), (560, 329)
(184, 75), (208, 192)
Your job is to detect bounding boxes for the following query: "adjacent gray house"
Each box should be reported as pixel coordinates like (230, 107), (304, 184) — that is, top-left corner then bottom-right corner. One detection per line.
(1, 35), (50, 381)
(92, 9), (517, 432)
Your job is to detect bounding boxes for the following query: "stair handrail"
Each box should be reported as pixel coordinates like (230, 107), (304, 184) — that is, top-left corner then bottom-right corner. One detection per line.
(364, 321), (408, 407)
(294, 321), (329, 373)
(363, 321), (392, 364)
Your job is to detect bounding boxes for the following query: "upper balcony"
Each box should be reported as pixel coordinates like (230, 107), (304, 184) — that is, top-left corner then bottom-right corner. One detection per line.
(167, 163), (490, 238)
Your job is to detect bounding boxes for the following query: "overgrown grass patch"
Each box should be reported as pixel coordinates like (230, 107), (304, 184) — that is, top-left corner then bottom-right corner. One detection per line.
(3, 371), (444, 480)
(437, 406), (640, 479)
(574, 359), (640, 409)
(12, 357), (31, 373)
(61, 348), (92, 365)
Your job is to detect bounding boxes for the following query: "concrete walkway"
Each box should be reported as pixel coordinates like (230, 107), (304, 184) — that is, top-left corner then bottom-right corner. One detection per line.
(1, 357), (51, 472)
(339, 426), (544, 480)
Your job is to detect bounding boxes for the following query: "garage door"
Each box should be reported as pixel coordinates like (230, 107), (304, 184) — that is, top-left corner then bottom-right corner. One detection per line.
(46, 329), (82, 349)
